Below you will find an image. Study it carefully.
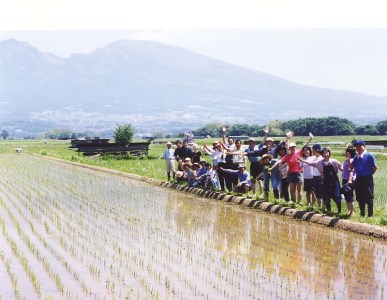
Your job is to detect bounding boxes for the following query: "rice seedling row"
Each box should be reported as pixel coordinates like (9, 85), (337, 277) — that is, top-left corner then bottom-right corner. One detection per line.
(0, 154), (386, 299)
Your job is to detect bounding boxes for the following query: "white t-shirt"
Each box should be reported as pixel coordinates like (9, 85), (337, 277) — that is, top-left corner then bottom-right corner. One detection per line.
(300, 157), (315, 179)
(311, 155), (323, 176)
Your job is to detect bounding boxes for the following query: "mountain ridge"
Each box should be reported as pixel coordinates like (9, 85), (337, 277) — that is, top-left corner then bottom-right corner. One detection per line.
(0, 39), (386, 136)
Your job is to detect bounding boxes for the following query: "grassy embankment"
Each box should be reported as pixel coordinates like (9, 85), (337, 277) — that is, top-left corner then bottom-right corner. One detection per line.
(1, 136), (386, 226)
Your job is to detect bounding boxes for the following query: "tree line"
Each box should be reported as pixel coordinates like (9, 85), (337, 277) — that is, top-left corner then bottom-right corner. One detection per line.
(193, 117), (387, 137)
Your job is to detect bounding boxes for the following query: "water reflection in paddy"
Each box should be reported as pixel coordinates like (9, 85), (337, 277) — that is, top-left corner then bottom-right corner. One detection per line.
(164, 189), (386, 300)
(0, 155), (385, 299)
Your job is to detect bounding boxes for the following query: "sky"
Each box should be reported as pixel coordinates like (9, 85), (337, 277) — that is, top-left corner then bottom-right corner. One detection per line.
(1, 0), (387, 97)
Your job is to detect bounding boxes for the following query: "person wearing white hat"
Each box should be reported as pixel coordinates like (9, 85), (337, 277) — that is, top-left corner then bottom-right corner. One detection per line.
(163, 142), (176, 181)
(269, 132), (314, 204)
(220, 163), (252, 194)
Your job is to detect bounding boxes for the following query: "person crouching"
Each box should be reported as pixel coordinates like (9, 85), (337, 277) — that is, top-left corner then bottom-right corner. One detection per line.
(220, 163), (252, 195)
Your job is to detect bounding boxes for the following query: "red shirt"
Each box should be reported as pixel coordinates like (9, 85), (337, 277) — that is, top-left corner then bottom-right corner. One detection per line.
(281, 149), (303, 173)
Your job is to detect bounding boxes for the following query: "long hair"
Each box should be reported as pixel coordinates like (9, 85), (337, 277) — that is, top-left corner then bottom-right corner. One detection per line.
(346, 146), (356, 158)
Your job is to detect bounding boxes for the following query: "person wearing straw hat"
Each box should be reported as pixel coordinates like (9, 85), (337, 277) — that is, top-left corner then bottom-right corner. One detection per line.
(182, 162), (195, 186)
(244, 137), (266, 197)
(202, 162), (220, 190)
(223, 139), (247, 190)
(262, 127), (293, 158)
(203, 141), (227, 191)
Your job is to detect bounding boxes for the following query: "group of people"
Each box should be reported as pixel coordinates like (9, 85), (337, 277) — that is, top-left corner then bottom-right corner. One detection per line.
(163, 129), (378, 217)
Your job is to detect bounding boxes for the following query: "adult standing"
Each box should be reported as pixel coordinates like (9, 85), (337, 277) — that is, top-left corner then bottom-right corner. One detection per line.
(203, 141), (227, 191)
(311, 144), (324, 208)
(244, 138), (267, 197)
(348, 140), (377, 217)
(299, 146), (316, 206)
(299, 147), (343, 213)
(191, 144), (202, 164)
(222, 127), (236, 191)
(163, 142), (176, 181)
(342, 146), (356, 216)
(277, 146), (290, 201)
(224, 139), (246, 190)
(174, 140), (183, 170)
(269, 132), (314, 204)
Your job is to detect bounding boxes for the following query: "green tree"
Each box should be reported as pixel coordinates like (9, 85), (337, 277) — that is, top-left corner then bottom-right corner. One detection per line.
(266, 120), (285, 136)
(249, 125), (265, 137)
(282, 117), (355, 136)
(1, 130), (9, 140)
(376, 119), (387, 135)
(114, 124), (135, 145)
(194, 123), (223, 138)
(228, 124), (251, 136)
(355, 125), (379, 135)
(152, 131), (164, 139)
(46, 129), (72, 140)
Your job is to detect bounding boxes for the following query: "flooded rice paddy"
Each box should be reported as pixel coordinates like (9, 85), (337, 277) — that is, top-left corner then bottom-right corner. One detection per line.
(0, 154), (386, 299)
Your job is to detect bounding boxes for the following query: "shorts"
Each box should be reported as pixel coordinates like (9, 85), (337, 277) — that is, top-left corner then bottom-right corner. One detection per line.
(313, 176), (324, 198)
(250, 161), (263, 179)
(234, 182), (252, 193)
(287, 172), (303, 183)
(303, 178), (314, 192)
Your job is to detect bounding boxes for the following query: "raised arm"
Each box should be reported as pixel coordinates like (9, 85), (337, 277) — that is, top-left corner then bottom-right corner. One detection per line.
(285, 131), (294, 149)
(221, 143), (231, 152)
(268, 159), (282, 172)
(303, 132), (314, 148)
(202, 143), (213, 155)
(262, 126), (269, 144)
(244, 146), (268, 157)
(221, 127), (227, 144)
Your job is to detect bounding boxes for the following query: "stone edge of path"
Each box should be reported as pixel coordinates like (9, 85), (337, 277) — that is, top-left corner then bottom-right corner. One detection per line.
(35, 154), (387, 240)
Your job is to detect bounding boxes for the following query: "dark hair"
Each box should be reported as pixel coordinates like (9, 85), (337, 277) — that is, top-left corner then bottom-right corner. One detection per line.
(322, 147), (331, 157)
(302, 146), (312, 157)
(346, 146), (356, 158)
(176, 140), (182, 145)
(276, 141), (287, 156)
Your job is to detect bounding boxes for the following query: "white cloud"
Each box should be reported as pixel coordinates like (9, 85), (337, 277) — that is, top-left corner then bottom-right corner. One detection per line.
(1, 0), (387, 30)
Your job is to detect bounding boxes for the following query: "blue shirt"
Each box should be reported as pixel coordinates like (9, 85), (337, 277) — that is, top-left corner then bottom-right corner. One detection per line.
(228, 170), (251, 186)
(245, 146), (260, 163)
(163, 148), (175, 160)
(197, 167), (206, 177)
(352, 151), (377, 177)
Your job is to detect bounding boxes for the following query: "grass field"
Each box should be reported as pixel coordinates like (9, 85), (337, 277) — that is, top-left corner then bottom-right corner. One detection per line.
(0, 136), (386, 225)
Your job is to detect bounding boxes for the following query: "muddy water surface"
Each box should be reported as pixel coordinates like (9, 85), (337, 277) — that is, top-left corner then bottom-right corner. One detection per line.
(0, 155), (386, 299)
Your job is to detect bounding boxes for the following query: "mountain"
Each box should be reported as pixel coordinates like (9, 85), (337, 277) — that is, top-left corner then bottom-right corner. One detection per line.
(0, 39), (386, 135)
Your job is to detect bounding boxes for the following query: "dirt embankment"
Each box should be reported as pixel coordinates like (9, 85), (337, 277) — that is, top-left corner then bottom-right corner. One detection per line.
(38, 155), (387, 240)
